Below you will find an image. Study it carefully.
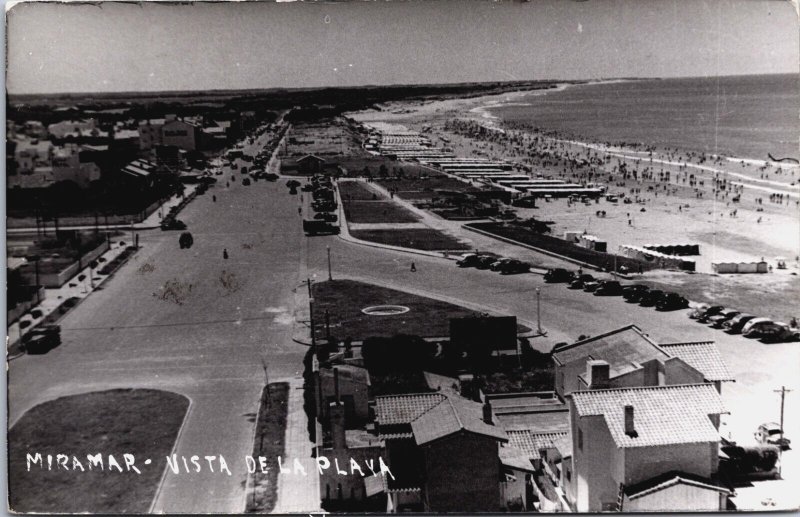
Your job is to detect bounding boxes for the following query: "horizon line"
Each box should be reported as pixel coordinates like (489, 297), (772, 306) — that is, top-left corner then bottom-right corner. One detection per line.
(8, 72), (797, 100)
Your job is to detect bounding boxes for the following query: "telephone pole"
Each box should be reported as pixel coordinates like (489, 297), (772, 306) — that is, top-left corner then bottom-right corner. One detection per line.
(774, 386), (793, 434)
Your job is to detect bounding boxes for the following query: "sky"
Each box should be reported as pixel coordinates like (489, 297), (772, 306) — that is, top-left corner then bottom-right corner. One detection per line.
(6, 0), (799, 94)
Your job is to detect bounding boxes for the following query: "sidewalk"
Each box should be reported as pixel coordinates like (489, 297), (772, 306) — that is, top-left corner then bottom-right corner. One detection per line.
(270, 377), (322, 514)
(7, 240), (139, 356)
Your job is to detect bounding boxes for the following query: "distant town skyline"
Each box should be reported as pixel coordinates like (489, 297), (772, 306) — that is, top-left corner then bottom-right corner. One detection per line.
(6, 0), (799, 95)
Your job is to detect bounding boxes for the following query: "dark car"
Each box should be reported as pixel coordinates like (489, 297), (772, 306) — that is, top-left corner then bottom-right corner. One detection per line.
(262, 173), (279, 182)
(21, 324), (61, 354)
(301, 184), (315, 192)
(160, 218), (187, 231)
(708, 309), (741, 328)
(569, 274), (595, 290)
(594, 281), (623, 296)
(723, 313), (757, 334)
(456, 254), (484, 268)
(583, 279), (605, 293)
(179, 232), (194, 249)
(490, 258), (513, 272)
(544, 268), (574, 283)
(622, 285), (649, 303)
(314, 212), (338, 223)
(656, 292), (689, 311)
(498, 260), (530, 275)
(476, 255), (500, 270)
(639, 289), (666, 307)
(697, 305), (725, 323)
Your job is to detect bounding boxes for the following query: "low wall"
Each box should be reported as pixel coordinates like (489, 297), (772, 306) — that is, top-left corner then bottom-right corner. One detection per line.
(31, 239), (110, 288)
(7, 286), (46, 323)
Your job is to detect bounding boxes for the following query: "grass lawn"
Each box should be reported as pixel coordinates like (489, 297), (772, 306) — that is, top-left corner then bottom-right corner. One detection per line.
(246, 382), (289, 513)
(338, 181), (385, 200)
(8, 389), (189, 514)
(312, 279), (493, 340)
(343, 201), (421, 224)
(349, 228), (471, 251)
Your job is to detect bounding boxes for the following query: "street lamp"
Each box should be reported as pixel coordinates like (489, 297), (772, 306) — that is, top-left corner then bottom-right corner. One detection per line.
(327, 246), (332, 281)
(535, 287), (542, 335)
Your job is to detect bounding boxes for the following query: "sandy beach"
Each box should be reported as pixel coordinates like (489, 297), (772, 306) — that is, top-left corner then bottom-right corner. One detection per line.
(349, 83), (800, 279)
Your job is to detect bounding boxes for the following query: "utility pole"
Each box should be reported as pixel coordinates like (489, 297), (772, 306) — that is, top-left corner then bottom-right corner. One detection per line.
(535, 287), (543, 335)
(774, 386), (792, 435)
(774, 386), (792, 477)
(327, 245), (332, 281)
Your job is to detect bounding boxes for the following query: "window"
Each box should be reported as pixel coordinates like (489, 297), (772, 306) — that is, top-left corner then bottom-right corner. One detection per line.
(566, 468), (571, 482)
(578, 428), (583, 451)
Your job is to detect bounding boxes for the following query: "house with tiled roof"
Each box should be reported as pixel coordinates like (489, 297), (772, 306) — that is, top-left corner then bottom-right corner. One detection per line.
(374, 392), (510, 513)
(566, 384), (729, 512)
(552, 325), (733, 398)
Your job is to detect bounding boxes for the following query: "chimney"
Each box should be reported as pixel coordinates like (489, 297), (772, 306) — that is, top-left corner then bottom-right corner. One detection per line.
(483, 401), (493, 425)
(642, 359), (661, 387)
(333, 367), (340, 404)
(458, 374), (474, 399)
(624, 405), (637, 437)
(586, 360), (610, 389)
(329, 402), (346, 449)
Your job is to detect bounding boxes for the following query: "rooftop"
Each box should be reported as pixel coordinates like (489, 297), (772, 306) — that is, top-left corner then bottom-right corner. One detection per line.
(570, 384), (727, 448)
(552, 324), (669, 378)
(507, 430), (569, 461)
(624, 471), (731, 500)
(375, 392), (508, 446)
(659, 341), (734, 382)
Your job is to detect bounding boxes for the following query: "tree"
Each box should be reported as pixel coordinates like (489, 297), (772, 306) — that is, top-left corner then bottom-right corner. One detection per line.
(361, 334), (435, 375)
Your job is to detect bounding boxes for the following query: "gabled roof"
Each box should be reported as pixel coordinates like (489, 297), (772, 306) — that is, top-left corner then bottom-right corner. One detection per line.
(659, 342), (734, 382)
(297, 154), (326, 163)
(507, 430), (569, 461)
(499, 446), (536, 472)
(552, 325), (669, 378)
(375, 392), (507, 446)
(570, 384), (726, 448)
(374, 393), (446, 426)
(624, 471), (731, 500)
(411, 396), (508, 445)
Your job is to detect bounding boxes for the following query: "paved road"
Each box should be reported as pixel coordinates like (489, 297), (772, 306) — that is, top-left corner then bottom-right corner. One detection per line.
(9, 169), (799, 511)
(8, 177), (309, 513)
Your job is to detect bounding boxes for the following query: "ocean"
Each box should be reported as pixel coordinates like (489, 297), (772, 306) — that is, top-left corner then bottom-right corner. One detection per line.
(488, 74), (800, 162)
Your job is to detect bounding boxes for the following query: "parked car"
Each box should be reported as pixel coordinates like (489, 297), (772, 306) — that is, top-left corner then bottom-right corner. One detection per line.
(742, 317), (773, 336)
(594, 281), (623, 296)
(262, 173), (279, 182)
(490, 258), (513, 272)
(656, 292), (689, 311)
(756, 422), (791, 450)
(622, 285), (649, 303)
(569, 274), (596, 290)
(160, 218), (187, 231)
(544, 268), (574, 283)
(498, 260), (530, 275)
(476, 255), (500, 270)
(697, 305), (726, 323)
(456, 254), (483, 268)
(583, 279), (604, 293)
(723, 313), (757, 334)
(21, 324), (61, 354)
(639, 289), (666, 307)
(179, 232), (194, 249)
(314, 212), (338, 223)
(708, 309), (741, 328)
(752, 322), (799, 343)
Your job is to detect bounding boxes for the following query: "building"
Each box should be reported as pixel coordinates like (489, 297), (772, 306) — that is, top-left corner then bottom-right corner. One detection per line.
(566, 384), (729, 512)
(162, 118), (200, 151)
(314, 362), (371, 425)
(12, 138), (53, 174)
(47, 119), (97, 140)
(552, 325), (733, 398)
(296, 154), (326, 175)
(138, 118), (166, 150)
(374, 392), (508, 513)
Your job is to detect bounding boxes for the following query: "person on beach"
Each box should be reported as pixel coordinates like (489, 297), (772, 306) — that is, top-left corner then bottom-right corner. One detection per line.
(410, 262), (417, 272)
(223, 248), (229, 260)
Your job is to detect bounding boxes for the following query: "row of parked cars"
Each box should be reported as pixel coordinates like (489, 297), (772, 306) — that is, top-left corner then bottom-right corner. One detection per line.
(689, 305), (799, 343)
(543, 268), (689, 310)
(456, 253), (531, 275)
